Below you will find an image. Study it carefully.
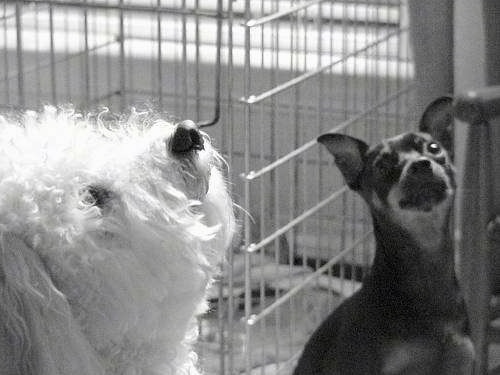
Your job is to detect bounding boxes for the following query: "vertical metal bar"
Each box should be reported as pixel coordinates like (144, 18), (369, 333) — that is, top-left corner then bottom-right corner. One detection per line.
(406, 0), (412, 130)
(455, 115), (493, 375)
(217, 34), (227, 365)
(314, 0), (323, 269)
(474, 127), (493, 375)
(181, 0), (188, 117)
(362, 1), (371, 279)
(157, 0), (163, 108)
(341, 1), (348, 122)
(272, 0), (281, 368)
(104, 0), (111, 108)
(454, 89), (500, 375)
(339, 0), (349, 300)
(34, 3), (41, 106)
(15, 1), (24, 108)
(83, 0), (90, 109)
(243, 0), (252, 372)
(197, 0), (222, 127)
(258, 1), (266, 373)
(149, 3), (155, 107)
(49, 3), (57, 104)
(194, 0), (200, 121)
(293, 1), (302, 273)
(269, 2), (284, 368)
(173, 1), (179, 113)
(215, 268), (225, 375)
(118, 0), (125, 111)
(91, 7), (98, 109)
(63, 7), (71, 102)
(294, 0), (305, 356)
(374, 2), (381, 140)
(349, 1), (358, 285)
(259, 114), (265, 375)
(395, 1), (402, 134)
(383, 0), (390, 138)
(314, 0), (324, 355)
(225, 1), (235, 374)
(3, 2), (11, 104)
(92, 7), (99, 109)
(364, 4), (371, 139)
(326, 0), (335, 311)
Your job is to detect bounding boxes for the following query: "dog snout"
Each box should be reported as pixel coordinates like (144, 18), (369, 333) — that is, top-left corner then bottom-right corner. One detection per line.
(408, 159), (432, 176)
(171, 120), (204, 153)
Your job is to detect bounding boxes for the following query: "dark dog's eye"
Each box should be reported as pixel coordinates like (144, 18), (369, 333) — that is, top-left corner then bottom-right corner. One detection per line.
(426, 142), (441, 155)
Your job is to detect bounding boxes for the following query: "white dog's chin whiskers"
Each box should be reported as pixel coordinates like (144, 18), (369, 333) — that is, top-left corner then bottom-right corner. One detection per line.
(0, 106), (235, 375)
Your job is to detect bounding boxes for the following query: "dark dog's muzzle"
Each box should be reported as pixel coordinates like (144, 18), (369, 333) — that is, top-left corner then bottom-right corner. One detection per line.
(399, 160), (448, 211)
(407, 159), (433, 177)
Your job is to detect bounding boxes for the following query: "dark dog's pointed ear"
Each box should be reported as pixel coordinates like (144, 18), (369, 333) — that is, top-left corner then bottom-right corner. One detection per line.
(419, 96), (454, 154)
(317, 133), (369, 190)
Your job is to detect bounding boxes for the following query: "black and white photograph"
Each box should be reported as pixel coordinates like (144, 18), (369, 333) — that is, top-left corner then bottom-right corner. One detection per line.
(0, 1), (499, 374)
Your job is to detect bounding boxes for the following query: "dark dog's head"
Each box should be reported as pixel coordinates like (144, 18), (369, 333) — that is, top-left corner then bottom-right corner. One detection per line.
(318, 97), (455, 249)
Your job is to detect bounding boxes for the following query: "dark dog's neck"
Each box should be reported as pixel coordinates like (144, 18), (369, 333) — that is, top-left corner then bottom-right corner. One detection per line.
(367, 209), (461, 317)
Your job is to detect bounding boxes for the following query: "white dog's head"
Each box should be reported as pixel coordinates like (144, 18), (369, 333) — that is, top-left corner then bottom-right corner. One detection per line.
(0, 107), (235, 375)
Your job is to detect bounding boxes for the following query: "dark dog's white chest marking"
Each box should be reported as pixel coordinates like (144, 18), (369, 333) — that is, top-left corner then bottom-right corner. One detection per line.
(382, 340), (439, 375)
(386, 195), (451, 252)
(382, 333), (474, 375)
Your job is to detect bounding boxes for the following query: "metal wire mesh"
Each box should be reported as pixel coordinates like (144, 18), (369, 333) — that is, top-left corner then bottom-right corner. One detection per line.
(0, 1), (414, 374)
(219, 2), (414, 374)
(0, 0), (223, 127)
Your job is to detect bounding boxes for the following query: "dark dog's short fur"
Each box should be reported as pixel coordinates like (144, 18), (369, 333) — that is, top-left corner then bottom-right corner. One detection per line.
(293, 97), (473, 375)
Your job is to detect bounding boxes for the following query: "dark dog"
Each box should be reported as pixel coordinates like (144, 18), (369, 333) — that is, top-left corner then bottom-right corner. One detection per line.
(293, 97), (473, 375)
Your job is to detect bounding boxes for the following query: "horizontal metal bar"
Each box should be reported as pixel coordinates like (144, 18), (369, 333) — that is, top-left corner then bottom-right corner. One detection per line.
(242, 139), (317, 181)
(244, 0), (400, 28)
(79, 90), (121, 109)
(240, 27), (406, 105)
(241, 83), (415, 181)
(4, 0), (221, 18)
(454, 86), (500, 125)
(275, 350), (303, 374)
(246, 230), (373, 326)
(246, 186), (348, 253)
(0, 38), (117, 83)
(244, 0), (326, 28)
(0, 11), (16, 21)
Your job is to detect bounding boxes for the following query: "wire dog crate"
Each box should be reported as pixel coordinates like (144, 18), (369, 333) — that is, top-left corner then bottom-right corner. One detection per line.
(0, 1), (414, 374)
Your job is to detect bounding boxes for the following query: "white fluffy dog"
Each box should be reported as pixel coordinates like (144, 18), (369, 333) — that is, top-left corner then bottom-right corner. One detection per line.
(0, 107), (235, 375)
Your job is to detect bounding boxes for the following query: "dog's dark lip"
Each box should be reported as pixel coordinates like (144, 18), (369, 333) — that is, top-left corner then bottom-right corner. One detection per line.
(399, 198), (441, 212)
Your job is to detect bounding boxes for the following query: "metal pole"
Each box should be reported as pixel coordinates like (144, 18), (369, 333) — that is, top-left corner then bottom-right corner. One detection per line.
(15, 1), (24, 108)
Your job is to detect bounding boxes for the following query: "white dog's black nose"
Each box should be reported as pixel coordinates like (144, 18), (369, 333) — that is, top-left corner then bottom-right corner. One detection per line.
(408, 159), (432, 176)
(171, 120), (204, 153)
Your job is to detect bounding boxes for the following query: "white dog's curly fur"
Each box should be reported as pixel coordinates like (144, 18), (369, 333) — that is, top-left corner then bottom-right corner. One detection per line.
(0, 107), (235, 375)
